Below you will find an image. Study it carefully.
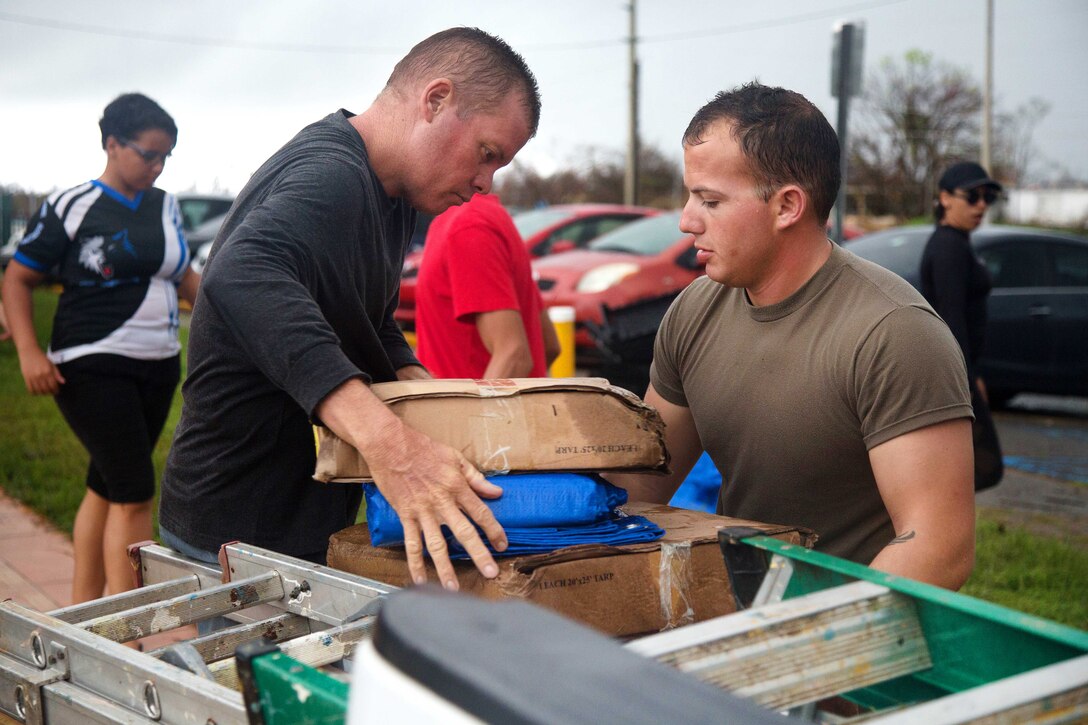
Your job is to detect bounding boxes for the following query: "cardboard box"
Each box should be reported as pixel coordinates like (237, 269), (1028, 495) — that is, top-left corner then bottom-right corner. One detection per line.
(314, 378), (668, 483)
(327, 502), (817, 637)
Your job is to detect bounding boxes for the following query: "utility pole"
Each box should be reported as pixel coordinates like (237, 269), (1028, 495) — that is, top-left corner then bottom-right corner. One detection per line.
(981, 0), (994, 172)
(624, 0), (640, 206)
(831, 21), (863, 243)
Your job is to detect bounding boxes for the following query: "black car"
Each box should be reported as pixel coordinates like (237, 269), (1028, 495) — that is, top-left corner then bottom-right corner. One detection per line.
(847, 225), (1088, 405)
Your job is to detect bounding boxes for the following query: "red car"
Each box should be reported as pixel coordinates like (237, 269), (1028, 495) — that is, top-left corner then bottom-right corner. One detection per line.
(396, 203), (659, 329)
(532, 211), (702, 355)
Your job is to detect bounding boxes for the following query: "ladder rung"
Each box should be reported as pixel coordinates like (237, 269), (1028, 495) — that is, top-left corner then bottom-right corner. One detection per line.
(135, 544), (224, 588)
(208, 617), (378, 691)
(50, 575), (202, 624)
(78, 572), (285, 642)
(629, 580), (932, 711)
(149, 613), (314, 663)
(221, 543), (395, 626)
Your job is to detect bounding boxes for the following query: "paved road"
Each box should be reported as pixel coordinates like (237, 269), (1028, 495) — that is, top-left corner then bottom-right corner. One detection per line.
(978, 394), (1088, 544)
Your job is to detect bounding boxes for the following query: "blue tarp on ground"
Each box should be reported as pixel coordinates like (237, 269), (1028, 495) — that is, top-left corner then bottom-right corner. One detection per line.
(1003, 455), (1088, 484)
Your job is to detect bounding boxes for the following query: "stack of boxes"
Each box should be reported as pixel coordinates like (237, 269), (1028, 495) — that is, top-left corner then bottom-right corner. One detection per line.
(319, 378), (815, 637)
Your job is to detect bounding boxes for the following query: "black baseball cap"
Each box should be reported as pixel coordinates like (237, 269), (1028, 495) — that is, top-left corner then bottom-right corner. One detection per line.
(939, 161), (1003, 192)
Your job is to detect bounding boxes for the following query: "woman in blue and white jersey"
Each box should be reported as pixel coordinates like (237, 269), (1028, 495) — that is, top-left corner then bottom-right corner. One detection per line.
(2, 93), (200, 603)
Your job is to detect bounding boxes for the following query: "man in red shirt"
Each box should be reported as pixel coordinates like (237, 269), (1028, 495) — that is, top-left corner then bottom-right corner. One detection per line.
(416, 193), (559, 378)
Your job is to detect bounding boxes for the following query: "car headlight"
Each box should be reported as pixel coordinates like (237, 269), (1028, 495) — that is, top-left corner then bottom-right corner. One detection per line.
(575, 262), (640, 293)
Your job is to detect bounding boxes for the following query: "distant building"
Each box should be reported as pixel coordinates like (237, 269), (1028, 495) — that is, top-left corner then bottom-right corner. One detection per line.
(1001, 189), (1088, 230)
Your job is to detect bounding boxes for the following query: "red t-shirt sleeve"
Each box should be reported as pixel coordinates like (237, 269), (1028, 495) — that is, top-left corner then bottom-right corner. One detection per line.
(445, 218), (519, 322)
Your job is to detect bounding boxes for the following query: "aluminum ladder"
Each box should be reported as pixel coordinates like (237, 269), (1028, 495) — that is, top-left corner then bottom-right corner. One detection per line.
(0, 542), (394, 724)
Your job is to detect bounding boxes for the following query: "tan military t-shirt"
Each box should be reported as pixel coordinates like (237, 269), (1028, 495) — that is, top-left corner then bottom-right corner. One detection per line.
(652, 244), (972, 564)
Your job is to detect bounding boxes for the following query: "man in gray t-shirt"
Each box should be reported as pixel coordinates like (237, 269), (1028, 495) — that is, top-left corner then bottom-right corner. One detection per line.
(612, 83), (975, 589)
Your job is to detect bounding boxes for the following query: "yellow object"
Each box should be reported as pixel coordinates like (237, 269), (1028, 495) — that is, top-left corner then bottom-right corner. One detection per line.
(548, 305), (576, 378)
(403, 329), (417, 349)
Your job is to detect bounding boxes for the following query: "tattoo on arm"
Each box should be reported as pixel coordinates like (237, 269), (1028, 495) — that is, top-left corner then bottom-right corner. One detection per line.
(890, 530), (916, 545)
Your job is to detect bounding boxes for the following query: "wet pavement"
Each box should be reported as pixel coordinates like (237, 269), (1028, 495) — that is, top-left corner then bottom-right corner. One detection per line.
(977, 394), (1088, 542)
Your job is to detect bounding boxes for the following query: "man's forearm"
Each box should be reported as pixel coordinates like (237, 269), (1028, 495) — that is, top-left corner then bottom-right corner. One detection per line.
(868, 526), (975, 589)
(316, 379), (405, 457)
(476, 309), (532, 379)
(314, 377), (507, 590)
(867, 419), (975, 590)
(482, 343), (533, 378)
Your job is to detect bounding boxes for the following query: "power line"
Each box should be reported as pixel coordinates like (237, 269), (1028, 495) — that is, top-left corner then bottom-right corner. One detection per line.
(0, 11), (401, 54)
(1, 0), (911, 55)
(528, 0), (910, 51)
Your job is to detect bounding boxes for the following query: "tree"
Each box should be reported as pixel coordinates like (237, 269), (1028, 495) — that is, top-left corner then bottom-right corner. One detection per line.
(992, 97), (1052, 187)
(850, 50), (983, 218)
(1, 185), (48, 247)
(495, 163), (586, 209)
(849, 49), (1053, 220)
(497, 143), (682, 209)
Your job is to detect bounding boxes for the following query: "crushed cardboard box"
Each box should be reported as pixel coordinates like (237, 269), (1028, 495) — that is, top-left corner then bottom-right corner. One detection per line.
(314, 378), (668, 482)
(327, 502), (817, 638)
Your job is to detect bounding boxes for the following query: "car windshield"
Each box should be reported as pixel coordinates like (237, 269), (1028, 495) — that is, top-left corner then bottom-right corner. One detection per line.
(588, 212), (682, 255)
(513, 208), (576, 239)
(178, 196), (234, 231)
(846, 227), (932, 278)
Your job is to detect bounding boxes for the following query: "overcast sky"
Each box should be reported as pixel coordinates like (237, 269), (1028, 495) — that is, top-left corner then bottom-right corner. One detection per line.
(1, 0), (1085, 198)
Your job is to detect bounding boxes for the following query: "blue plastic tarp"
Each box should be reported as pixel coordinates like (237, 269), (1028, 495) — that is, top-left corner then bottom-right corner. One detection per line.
(364, 472), (664, 557)
(668, 451), (721, 513)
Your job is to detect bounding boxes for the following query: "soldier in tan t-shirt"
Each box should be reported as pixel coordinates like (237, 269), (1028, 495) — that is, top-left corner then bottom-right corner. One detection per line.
(611, 83), (975, 590)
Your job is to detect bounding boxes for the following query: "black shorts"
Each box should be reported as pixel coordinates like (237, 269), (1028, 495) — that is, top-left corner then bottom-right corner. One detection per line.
(54, 353), (180, 503)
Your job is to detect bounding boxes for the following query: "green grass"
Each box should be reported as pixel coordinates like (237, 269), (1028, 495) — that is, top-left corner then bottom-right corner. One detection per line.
(0, 289), (1085, 629)
(962, 517), (1088, 629)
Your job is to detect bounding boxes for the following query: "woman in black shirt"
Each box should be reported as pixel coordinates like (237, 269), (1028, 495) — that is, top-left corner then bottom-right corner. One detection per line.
(920, 161), (1004, 491)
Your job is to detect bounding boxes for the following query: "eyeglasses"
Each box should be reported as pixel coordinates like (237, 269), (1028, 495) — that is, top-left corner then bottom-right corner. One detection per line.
(953, 187), (1001, 206)
(118, 137), (171, 166)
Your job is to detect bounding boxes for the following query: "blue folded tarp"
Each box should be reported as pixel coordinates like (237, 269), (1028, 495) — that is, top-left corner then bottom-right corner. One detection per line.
(364, 471), (664, 557)
(446, 514), (665, 559)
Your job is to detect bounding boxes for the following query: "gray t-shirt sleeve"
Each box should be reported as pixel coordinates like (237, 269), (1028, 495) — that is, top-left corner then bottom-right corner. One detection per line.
(855, 305), (974, 449)
(649, 285), (694, 407)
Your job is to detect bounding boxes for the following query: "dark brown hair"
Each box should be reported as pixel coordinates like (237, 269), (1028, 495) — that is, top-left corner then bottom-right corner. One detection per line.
(684, 82), (839, 224)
